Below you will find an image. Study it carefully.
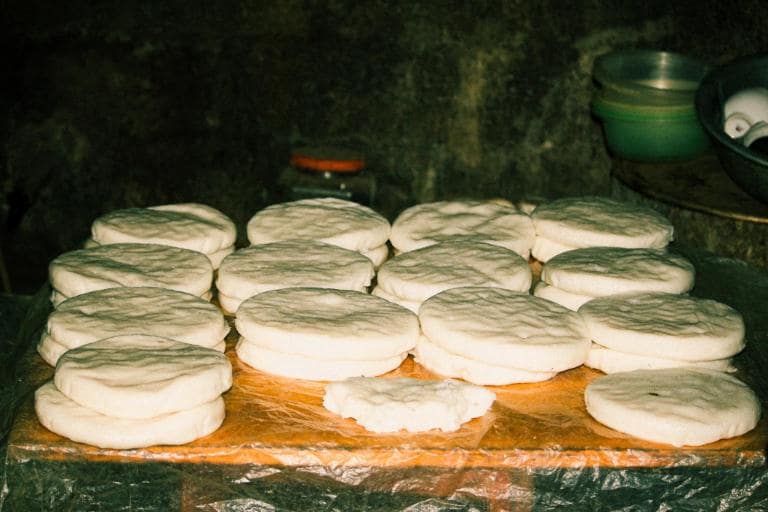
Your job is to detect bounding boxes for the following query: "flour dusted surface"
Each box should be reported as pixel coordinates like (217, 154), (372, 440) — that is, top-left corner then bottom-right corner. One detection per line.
(324, 377), (495, 433)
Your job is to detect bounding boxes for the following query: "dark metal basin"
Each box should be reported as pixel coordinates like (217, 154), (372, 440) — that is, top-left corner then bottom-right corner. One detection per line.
(695, 54), (768, 203)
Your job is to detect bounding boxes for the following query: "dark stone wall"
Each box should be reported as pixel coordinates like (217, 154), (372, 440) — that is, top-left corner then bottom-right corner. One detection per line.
(3, 1), (768, 292)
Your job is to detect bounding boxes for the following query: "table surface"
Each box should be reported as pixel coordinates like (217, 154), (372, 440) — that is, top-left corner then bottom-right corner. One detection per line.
(7, 274), (768, 471)
(612, 152), (768, 224)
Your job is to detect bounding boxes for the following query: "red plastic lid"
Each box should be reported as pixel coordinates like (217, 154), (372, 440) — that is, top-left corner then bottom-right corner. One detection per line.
(290, 146), (365, 173)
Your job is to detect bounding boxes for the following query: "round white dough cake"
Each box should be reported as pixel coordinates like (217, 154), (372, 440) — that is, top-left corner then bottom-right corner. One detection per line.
(324, 376), (496, 433)
(235, 287), (419, 361)
(236, 337), (407, 381)
(246, 197), (390, 252)
(531, 196), (674, 261)
(54, 334), (232, 419)
(91, 203), (236, 262)
(413, 335), (557, 385)
(579, 292), (745, 361)
(540, 247), (695, 296)
(419, 287), (591, 372)
(45, 286), (229, 350)
(49, 243), (214, 302)
(373, 240), (532, 307)
(584, 368), (761, 446)
(389, 200), (535, 258)
(585, 344), (735, 374)
(216, 240), (375, 314)
(35, 381), (225, 449)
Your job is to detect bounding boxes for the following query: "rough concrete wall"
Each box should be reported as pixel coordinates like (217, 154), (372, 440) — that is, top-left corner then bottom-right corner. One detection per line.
(2, 0), (768, 292)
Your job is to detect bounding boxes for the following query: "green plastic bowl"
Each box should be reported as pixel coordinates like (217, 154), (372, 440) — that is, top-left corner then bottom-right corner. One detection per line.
(592, 92), (710, 162)
(592, 49), (710, 161)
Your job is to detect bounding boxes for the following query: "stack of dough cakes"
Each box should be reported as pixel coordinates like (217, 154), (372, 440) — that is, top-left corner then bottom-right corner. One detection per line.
(31, 195), (761, 446)
(38, 287), (230, 366)
(36, 202), (236, 449)
(246, 197), (391, 268)
(414, 287), (591, 385)
(579, 292), (745, 373)
(35, 334), (232, 449)
(534, 246), (696, 310)
(530, 196), (674, 262)
(88, 203), (237, 269)
(235, 287), (419, 381)
(215, 240), (375, 315)
(372, 239), (532, 313)
(48, 243), (215, 306)
(527, 196), (693, 311)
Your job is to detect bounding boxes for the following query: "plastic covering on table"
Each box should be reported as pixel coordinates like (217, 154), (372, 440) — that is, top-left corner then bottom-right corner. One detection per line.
(2, 246), (768, 511)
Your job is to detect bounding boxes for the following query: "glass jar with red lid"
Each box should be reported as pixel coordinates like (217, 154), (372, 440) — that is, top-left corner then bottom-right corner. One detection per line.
(277, 146), (376, 205)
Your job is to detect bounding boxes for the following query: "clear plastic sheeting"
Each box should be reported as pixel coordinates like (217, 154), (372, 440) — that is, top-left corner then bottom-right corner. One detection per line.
(2, 246), (768, 511)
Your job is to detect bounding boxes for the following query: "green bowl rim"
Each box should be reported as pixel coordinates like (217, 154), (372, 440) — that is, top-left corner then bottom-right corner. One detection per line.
(592, 95), (698, 121)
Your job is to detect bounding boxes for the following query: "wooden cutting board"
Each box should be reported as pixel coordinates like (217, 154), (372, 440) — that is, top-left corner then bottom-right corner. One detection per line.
(7, 324), (767, 469)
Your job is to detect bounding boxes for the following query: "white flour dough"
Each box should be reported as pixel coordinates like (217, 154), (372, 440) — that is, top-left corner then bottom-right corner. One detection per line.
(38, 333), (226, 367)
(235, 288), (419, 360)
(370, 287), (422, 313)
(533, 282), (595, 311)
(375, 240), (532, 305)
(46, 287), (229, 350)
(361, 243), (390, 268)
(236, 337), (406, 381)
(414, 336), (556, 385)
(585, 344), (735, 373)
(419, 287), (590, 372)
(389, 200), (535, 258)
(87, 237), (234, 269)
(55, 334), (232, 419)
(579, 293), (745, 361)
(35, 381), (225, 449)
(531, 196), (674, 261)
(585, 368), (761, 446)
(324, 377), (496, 433)
(91, 203), (236, 266)
(246, 197), (390, 252)
(216, 241), (375, 313)
(541, 247), (695, 296)
(530, 236), (578, 263)
(37, 335), (70, 367)
(49, 243), (214, 302)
